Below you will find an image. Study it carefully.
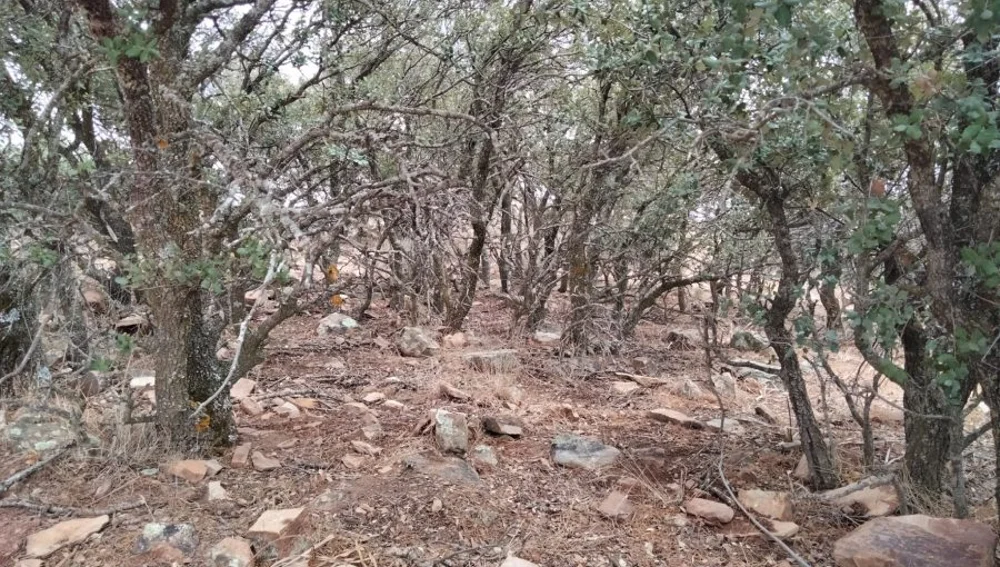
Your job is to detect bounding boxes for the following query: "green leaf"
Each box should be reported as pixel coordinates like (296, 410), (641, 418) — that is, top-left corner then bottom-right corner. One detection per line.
(774, 3), (792, 26)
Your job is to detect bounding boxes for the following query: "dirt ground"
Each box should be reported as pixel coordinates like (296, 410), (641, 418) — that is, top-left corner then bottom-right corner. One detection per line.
(1, 291), (997, 567)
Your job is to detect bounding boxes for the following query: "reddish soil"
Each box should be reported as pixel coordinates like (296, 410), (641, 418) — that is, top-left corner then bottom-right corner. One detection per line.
(1, 292), (996, 567)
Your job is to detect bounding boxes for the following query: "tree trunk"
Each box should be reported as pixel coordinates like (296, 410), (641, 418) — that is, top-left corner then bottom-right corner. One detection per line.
(499, 189), (512, 293)
(763, 197), (839, 489)
(0, 265), (38, 395)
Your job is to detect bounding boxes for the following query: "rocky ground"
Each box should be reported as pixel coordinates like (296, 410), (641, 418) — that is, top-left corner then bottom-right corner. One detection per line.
(1, 293), (998, 567)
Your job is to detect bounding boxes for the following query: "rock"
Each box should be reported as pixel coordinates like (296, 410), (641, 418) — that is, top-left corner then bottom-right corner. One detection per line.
(551, 434), (620, 470)
(500, 557), (541, 567)
(710, 373), (737, 398)
(396, 327), (439, 357)
(135, 542), (187, 565)
(631, 357), (652, 373)
(274, 401), (302, 419)
(482, 416), (523, 437)
(25, 515), (109, 558)
(430, 498), (444, 513)
(834, 485), (900, 518)
(232, 443), (252, 468)
(15, 560), (44, 567)
(206, 481), (229, 501)
(244, 287), (274, 304)
(793, 454), (811, 481)
(665, 329), (701, 350)
(684, 498), (735, 524)
(597, 491), (635, 519)
(290, 398), (320, 410)
(647, 408), (704, 429)
(403, 454), (480, 485)
(361, 422), (384, 441)
(531, 331), (561, 345)
(130, 375), (156, 389)
(115, 313), (149, 333)
(730, 331), (768, 351)
(317, 313), (359, 336)
(704, 418), (745, 435)
(4, 408), (78, 452)
(383, 400), (406, 410)
(248, 508), (306, 544)
(210, 537), (254, 567)
(350, 440), (382, 456)
(433, 409), (469, 454)
(754, 406), (778, 424)
(471, 445), (498, 468)
(833, 515), (997, 567)
(679, 379), (707, 400)
(738, 490), (793, 521)
(230, 378), (257, 400)
(770, 520), (800, 538)
(362, 392), (386, 404)
(463, 350), (519, 373)
(722, 518), (799, 540)
(240, 397), (264, 416)
(439, 383), (472, 401)
(136, 523), (198, 555)
(166, 460), (208, 483)
(251, 451), (280, 471)
(442, 332), (468, 348)
(82, 286), (107, 313)
(342, 454), (366, 469)
(611, 381), (641, 395)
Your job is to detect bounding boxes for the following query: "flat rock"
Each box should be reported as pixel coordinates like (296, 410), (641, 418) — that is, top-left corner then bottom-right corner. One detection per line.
(647, 408), (704, 429)
(730, 330), (769, 351)
(229, 378), (256, 400)
(231, 443), (252, 468)
(25, 515), (109, 558)
(793, 454), (811, 481)
(500, 557), (540, 567)
(551, 434), (620, 470)
(15, 560), (44, 567)
(350, 440), (382, 456)
(135, 523), (198, 555)
(704, 418), (745, 435)
(439, 383), (472, 401)
(383, 399), (406, 410)
(463, 350), (519, 373)
(531, 331), (561, 345)
(404, 454), (480, 485)
(166, 460), (208, 483)
(130, 375), (156, 389)
(833, 515), (997, 567)
(611, 381), (641, 395)
(442, 332), (468, 348)
(251, 451), (280, 471)
(274, 402), (302, 419)
(433, 409), (469, 454)
(290, 398), (319, 410)
(362, 392), (386, 404)
(342, 454), (367, 469)
(248, 508), (306, 541)
(4, 409), (78, 452)
(738, 489), (793, 521)
(834, 485), (900, 518)
(240, 397), (264, 416)
(361, 422), (384, 441)
(710, 373), (737, 398)
(471, 445), (498, 468)
(685, 498), (735, 524)
(482, 416), (523, 437)
(317, 313), (359, 336)
(210, 537), (254, 567)
(597, 490), (635, 519)
(396, 327), (439, 357)
(207, 481), (229, 501)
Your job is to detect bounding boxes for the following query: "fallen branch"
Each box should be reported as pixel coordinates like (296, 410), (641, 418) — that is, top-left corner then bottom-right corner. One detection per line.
(813, 475), (894, 501)
(723, 358), (781, 374)
(0, 497), (146, 516)
(0, 442), (75, 496)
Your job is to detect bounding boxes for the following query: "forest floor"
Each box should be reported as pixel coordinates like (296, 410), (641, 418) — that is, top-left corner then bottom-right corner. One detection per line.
(1, 291), (997, 567)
